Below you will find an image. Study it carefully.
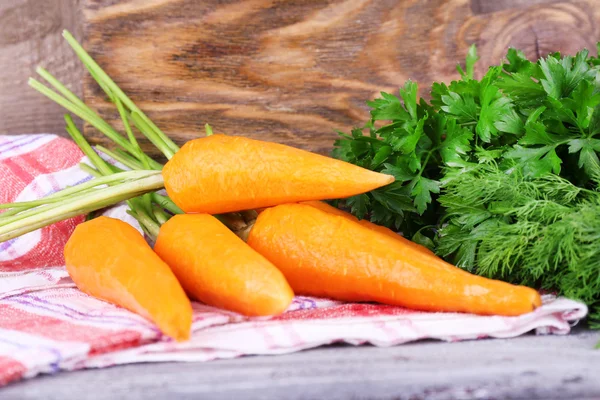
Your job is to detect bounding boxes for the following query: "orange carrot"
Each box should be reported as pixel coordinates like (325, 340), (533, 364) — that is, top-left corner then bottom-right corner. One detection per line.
(298, 201), (351, 218)
(64, 217), (192, 341)
(154, 214), (294, 316)
(299, 201), (434, 255)
(247, 204), (541, 316)
(162, 134), (394, 214)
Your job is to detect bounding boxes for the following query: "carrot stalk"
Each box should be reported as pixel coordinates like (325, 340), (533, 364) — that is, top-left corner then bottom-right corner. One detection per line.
(79, 163), (102, 178)
(154, 214), (294, 316)
(96, 146), (145, 170)
(28, 76), (162, 170)
(64, 216), (192, 341)
(61, 30), (180, 156)
(0, 171), (164, 242)
(247, 204), (542, 316)
(162, 135), (395, 214)
(63, 118), (160, 237)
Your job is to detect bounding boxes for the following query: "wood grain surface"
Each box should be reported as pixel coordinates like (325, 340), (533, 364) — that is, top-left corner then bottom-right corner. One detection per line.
(80, 0), (600, 155)
(2, 0), (600, 154)
(0, 0), (84, 135)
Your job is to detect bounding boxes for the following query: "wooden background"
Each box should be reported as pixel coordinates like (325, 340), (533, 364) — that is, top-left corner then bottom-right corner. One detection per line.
(0, 0), (84, 135)
(2, 0), (600, 155)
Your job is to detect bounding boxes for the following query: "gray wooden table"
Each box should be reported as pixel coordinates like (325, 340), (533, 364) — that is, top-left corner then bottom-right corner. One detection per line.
(3, 326), (599, 400)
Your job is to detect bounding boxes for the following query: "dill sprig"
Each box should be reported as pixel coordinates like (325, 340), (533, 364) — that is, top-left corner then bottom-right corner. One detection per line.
(437, 163), (600, 324)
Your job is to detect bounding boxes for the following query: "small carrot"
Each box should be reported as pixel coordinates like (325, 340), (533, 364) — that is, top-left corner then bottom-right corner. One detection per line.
(162, 134), (394, 214)
(299, 201), (434, 255)
(247, 204), (541, 316)
(154, 214), (294, 316)
(64, 216), (192, 341)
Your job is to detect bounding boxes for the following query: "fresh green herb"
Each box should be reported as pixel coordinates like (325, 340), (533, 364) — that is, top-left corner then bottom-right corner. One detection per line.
(333, 44), (600, 324)
(437, 162), (600, 326)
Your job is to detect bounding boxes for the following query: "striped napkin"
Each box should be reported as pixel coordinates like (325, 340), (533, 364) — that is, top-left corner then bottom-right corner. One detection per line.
(0, 134), (587, 386)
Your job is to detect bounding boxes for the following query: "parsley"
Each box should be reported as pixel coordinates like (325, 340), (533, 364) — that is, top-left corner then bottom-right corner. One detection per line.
(333, 45), (600, 325)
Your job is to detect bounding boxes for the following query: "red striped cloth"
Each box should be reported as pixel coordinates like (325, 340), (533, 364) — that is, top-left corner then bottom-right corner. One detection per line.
(0, 134), (588, 386)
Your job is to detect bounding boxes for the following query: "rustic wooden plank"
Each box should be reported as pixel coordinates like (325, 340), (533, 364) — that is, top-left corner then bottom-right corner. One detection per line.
(0, 0), (84, 136)
(470, 0), (563, 15)
(81, 0), (600, 156)
(469, 1), (599, 65)
(4, 328), (600, 400)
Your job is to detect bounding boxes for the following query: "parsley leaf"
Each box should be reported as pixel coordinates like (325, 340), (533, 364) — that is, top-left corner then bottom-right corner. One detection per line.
(440, 91), (477, 123)
(399, 81), (418, 120)
(477, 69), (515, 142)
(411, 177), (440, 215)
(439, 118), (473, 166)
(539, 50), (594, 99)
(457, 44), (478, 80)
(346, 193), (370, 220)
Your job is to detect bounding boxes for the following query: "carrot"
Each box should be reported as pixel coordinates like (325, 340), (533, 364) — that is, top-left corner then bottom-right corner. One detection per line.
(162, 134), (394, 214)
(247, 204), (542, 316)
(298, 200), (351, 218)
(154, 214), (294, 316)
(64, 216), (192, 341)
(299, 201), (434, 255)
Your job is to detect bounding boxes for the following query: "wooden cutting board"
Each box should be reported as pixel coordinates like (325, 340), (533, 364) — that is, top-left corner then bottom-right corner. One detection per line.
(82, 0), (599, 156)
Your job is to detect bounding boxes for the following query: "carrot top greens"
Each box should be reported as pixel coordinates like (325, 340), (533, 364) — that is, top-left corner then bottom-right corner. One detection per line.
(333, 45), (600, 328)
(0, 30), (183, 242)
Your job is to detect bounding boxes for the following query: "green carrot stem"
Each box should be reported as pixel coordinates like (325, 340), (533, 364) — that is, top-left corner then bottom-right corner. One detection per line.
(0, 208), (27, 219)
(65, 115), (114, 176)
(2, 192), (141, 232)
(151, 193), (183, 214)
(115, 149), (148, 169)
(97, 146), (144, 170)
(152, 206), (169, 225)
(127, 209), (160, 241)
(62, 30), (180, 154)
(65, 119), (159, 231)
(140, 193), (155, 222)
(0, 185), (99, 212)
(28, 78), (162, 170)
(84, 63), (115, 103)
(36, 67), (89, 110)
(30, 79), (126, 153)
(126, 195), (156, 230)
(130, 112), (175, 159)
(33, 69), (121, 140)
(0, 171), (151, 211)
(0, 171), (162, 227)
(30, 78), (110, 134)
(0, 171), (165, 242)
(114, 96), (148, 168)
(205, 123), (213, 136)
(79, 163), (103, 178)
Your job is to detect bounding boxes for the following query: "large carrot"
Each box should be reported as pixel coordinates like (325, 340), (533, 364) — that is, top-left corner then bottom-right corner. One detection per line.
(299, 201), (434, 255)
(154, 214), (294, 316)
(162, 135), (394, 214)
(64, 216), (192, 341)
(247, 204), (541, 316)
